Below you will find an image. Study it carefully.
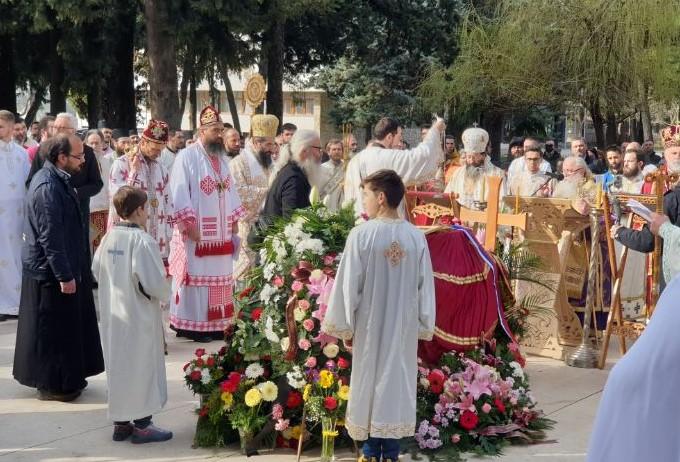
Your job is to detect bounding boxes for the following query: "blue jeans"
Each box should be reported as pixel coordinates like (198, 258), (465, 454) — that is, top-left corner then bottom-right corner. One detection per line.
(362, 437), (400, 460)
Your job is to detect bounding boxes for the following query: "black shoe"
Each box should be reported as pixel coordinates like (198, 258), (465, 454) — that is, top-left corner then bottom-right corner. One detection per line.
(38, 389), (81, 402)
(192, 335), (213, 343)
(0, 314), (10, 322)
(112, 423), (134, 441)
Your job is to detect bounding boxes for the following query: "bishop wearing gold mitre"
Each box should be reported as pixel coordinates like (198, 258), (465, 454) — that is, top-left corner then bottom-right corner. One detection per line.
(230, 114), (279, 280)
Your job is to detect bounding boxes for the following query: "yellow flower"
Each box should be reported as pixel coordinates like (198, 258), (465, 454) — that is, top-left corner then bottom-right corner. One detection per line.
(336, 419), (345, 427)
(221, 391), (234, 409)
(319, 370), (334, 389)
(338, 385), (350, 401)
(245, 388), (262, 407)
(259, 381), (278, 402)
(303, 384), (312, 402)
(290, 424), (303, 440)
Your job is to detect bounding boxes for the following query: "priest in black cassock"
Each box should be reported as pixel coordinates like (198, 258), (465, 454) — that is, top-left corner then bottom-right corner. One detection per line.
(13, 134), (104, 402)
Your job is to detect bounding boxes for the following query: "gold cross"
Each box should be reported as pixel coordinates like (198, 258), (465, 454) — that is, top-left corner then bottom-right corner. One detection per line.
(384, 241), (406, 266)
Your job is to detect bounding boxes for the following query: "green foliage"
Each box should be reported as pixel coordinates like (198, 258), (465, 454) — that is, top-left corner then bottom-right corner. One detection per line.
(420, 0), (680, 126)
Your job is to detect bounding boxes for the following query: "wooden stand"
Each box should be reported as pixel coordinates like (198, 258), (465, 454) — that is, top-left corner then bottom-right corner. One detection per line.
(599, 192), (661, 368)
(504, 196), (589, 359)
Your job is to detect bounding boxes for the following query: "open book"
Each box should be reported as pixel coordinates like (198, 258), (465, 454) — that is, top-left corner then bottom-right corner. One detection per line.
(626, 199), (654, 222)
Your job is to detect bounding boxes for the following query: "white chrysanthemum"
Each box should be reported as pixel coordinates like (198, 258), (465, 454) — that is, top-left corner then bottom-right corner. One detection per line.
(259, 381), (279, 402)
(264, 317), (280, 343)
(295, 238), (325, 255)
(508, 361), (525, 379)
(322, 343), (340, 358)
(259, 284), (277, 304)
(286, 366), (307, 389)
(259, 248), (269, 264)
(200, 368), (211, 384)
(272, 237), (288, 262)
(280, 337), (290, 352)
(420, 377), (430, 389)
(245, 362), (265, 379)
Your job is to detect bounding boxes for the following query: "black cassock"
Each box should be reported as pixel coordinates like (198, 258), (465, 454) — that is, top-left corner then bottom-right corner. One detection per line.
(13, 162), (104, 394)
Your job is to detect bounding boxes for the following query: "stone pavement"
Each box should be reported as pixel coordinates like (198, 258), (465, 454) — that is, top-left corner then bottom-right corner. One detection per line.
(0, 316), (621, 462)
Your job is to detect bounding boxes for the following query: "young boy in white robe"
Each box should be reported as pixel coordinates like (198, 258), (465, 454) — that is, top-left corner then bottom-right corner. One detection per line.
(322, 169), (436, 462)
(93, 186), (173, 444)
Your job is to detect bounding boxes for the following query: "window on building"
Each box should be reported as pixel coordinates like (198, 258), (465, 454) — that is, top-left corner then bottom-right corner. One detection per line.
(285, 97), (314, 115)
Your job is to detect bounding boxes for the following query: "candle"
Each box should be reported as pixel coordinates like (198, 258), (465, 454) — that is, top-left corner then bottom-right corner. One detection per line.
(481, 177), (486, 201)
(596, 187), (602, 208)
(515, 191), (520, 214)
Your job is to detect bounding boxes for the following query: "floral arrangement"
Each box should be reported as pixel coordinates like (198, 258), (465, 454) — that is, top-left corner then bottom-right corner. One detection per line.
(184, 204), (550, 458)
(409, 342), (552, 460)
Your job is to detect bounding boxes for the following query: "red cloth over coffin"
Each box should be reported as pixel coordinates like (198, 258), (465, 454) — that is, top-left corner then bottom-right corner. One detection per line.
(418, 227), (515, 365)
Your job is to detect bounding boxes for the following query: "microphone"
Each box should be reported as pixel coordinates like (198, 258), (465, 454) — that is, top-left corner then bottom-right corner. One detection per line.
(543, 171), (564, 181)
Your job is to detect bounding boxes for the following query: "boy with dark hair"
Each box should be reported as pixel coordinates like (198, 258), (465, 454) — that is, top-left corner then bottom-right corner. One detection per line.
(93, 186), (173, 443)
(322, 169), (436, 462)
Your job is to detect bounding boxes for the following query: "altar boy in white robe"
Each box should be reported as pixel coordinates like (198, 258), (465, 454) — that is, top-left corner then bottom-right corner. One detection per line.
(322, 169), (436, 462)
(93, 186), (173, 444)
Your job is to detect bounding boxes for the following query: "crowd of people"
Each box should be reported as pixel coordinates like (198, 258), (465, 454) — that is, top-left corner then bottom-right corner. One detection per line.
(4, 103), (680, 457)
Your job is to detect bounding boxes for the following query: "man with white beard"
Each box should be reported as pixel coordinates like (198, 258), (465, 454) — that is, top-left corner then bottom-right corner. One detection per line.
(552, 156), (598, 215)
(258, 129), (323, 227)
(444, 126), (506, 209)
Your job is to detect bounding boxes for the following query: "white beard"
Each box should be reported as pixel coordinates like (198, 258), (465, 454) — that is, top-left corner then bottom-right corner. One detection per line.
(299, 157), (323, 190)
(553, 178), (580, 199)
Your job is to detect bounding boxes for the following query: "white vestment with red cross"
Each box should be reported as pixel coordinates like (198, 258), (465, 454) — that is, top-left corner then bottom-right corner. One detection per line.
(108, 150), (173, 260)
(168, 142), (246, 333)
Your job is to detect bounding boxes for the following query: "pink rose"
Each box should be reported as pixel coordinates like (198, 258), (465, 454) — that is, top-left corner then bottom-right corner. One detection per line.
(323, 253), (336, 266)
(272, 276), (284, 288)
(302, 319), (315, 331)
(298, 338), (312, 350)
(297, 299), (311, 311)
(481, 403), (492, 414)
(451, 434), (461, 443)
(305, 356), (317, 368)
(291, 280), (304, 292)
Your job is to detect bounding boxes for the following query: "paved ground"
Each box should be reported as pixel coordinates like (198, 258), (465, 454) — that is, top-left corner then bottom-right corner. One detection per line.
(0, 316), (620, 462)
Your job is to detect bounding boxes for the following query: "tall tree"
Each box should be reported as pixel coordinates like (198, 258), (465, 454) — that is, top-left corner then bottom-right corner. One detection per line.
(144, 0), (180, 128)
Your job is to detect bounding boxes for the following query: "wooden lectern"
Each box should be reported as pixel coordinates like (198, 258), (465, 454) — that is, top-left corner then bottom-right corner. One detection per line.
(504, 196), (590, 359)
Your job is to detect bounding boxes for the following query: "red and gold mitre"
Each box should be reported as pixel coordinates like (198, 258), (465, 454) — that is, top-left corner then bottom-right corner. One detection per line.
(142, 119), (169, 144)
(200, 105), (223, 128)
(661, 124), (680, 148)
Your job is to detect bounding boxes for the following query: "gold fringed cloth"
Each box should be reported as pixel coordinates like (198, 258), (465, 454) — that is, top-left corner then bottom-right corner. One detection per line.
(418, 226), (516, 365)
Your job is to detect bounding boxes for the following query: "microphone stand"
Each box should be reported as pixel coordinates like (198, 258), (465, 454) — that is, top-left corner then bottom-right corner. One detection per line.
(530, 176), (554, 197)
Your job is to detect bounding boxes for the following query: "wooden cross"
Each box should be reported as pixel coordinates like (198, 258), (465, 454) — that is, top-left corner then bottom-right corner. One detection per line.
(458, 175), (528, 252)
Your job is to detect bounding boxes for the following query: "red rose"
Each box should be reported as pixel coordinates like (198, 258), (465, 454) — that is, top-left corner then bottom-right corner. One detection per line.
(323, 396), (338, 411)
(494, 398), (506, 414)
(337, 357), (350, 369)
(238, 286), (255, 299)
(195, 348), (206, 357)
(198, 406), (209, 417)
(219, 346), (227, 356)
(339, 376), (350, 386)
(286, 391), (303, 409)
(195, 358), (204, 368)
(251, 307), (263, 322)
(459, 410), (479, 430)
(206, 357), (216, 368)
(190, 370), (201, 381)
(427, 370), (446, 394)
